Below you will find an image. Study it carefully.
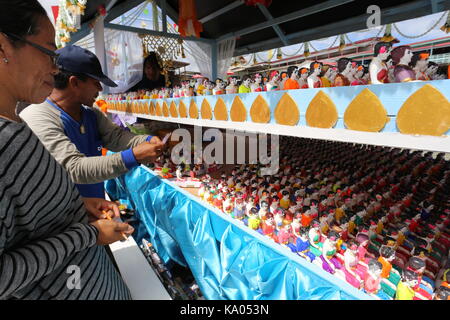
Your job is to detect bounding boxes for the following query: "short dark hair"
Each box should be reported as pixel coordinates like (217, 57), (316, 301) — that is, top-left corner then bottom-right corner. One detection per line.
(374, 42), (393, 57)
(54, 69), (89, 90)
(0, 0), (47, 47)
(337, 58), (352, 73)
(242, 75), (252, 82)
(391, 45), (412, 65)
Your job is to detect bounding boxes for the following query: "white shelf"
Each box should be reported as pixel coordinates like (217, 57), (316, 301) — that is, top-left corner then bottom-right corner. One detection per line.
(109, 236), (172, 300)
(109, 110), (450, 153)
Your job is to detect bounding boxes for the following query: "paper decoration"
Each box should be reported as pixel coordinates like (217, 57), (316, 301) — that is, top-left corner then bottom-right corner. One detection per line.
(344, 88), (389, 132)
(306, 91), (338, 128)
(397, 84), (450, 136)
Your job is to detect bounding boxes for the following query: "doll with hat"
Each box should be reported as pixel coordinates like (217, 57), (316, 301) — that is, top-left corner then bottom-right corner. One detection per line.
(307, 61), (323, 88)
(265, 71), (281, 91)
(411, 52), (430, 81)
(391, 45), (416, 82)
(369, 41), (392, 84)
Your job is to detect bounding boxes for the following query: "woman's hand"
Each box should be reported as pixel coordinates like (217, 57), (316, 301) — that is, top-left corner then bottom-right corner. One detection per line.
(82, 197), (120, 222)
(91, 219), (134, 245)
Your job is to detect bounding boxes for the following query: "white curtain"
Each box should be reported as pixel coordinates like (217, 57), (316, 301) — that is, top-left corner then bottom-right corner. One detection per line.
(184, 41), (213, 80)
(217, 38), (236, 79)
(104, 29), (144, 93)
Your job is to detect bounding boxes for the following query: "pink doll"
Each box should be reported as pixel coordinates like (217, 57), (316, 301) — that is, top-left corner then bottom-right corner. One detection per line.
(356, 232), (374, 263)
(250, 73), (263, 92)
(343, 240), (365, 288)
(364, 259), (392, 300)
(265, 71), (280, 91)
(320, 230), (344, 275)
(277, 223), (293, 245)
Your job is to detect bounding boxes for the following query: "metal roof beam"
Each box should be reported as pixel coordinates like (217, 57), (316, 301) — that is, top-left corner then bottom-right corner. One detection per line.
(199, 0), (245, 24)
(257, 3), (289, 46)
(216, 0), (355, 42)
(431, 0), (448, 13)
(161, 0), (167, 33)
(105, 0), (146, 22)
(155, 0), (179, 22)
(104, 22), (215, 44)
(69, 20), (94, 44)
(234, 0), (450, 56)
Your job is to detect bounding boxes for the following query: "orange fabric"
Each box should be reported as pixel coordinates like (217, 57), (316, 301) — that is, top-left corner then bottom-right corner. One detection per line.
(283, 78), (300, 90)
(378, 257), (392, 278)
(178, 0), (203, 37)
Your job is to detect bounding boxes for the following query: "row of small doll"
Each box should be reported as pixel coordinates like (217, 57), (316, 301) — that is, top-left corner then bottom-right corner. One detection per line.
(154, 136), (446, 298)
(164, 154), (446, 299)
(195, 170), (448, 270)
(206, 179), (448, 298)
(198, 183), (447, 300)
(193, 160), (449, 273)
(102, 41), (448, 103)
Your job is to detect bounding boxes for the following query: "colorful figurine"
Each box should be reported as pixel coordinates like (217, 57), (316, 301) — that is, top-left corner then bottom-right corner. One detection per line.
(238, 75), (252, 93)
(225, 76), (238, 94)
(307, 61), (323, 88)
(369, 42), (392, 84)
(288, 227), (317, 262)
(222, 193), (234, 215)
(283, 66), (300, 90)
(250, 73), (264, 92)
(265, 71), (280, 91)
(320, 230), (344, 275)
(247, 207), (261, 231)
(280, 190), (291, 209)
(342, 241), (364, 288)
(395, 269), (419, 300)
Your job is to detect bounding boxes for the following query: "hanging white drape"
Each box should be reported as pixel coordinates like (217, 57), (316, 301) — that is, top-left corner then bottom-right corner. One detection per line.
(184, 41), (213, 80)
(104, 30), (144, 93)
(217, 38), (236, 79)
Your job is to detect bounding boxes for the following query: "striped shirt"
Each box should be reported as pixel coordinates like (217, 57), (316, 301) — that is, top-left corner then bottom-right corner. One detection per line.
(0, 119), (131, 300)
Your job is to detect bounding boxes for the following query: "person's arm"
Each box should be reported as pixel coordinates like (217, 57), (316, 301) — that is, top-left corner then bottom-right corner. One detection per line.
(21, 106), (160, 184)
(0, 215), (134, 299)
(0, 220), (97, 299)
(93, 108), (152, 151)
(22, 111), (131, 184)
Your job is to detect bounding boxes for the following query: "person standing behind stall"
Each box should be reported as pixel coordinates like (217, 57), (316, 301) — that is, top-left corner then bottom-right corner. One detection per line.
(20, 45), (164, 199)
(127, 51), (166, 92)
(0, 0), (132, 300)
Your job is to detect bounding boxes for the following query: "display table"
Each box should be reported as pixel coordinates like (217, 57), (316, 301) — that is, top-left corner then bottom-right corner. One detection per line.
(105, 165), (372, 300)
(109, 236), (172, 300)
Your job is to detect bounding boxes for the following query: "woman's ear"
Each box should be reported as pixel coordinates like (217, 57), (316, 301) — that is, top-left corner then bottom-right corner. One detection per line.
(0, 33), (14, 63)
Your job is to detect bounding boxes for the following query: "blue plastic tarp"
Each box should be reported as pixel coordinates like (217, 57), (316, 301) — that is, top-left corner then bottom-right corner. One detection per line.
(105, 165), (372, 300)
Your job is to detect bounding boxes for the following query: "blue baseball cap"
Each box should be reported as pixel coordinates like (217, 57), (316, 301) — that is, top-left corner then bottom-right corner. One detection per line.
(56, 45), (117, 87)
